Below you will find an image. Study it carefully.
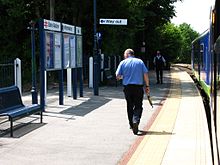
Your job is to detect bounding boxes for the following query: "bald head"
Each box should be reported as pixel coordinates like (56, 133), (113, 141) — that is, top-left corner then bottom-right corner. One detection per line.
(124, 49), (134, 58)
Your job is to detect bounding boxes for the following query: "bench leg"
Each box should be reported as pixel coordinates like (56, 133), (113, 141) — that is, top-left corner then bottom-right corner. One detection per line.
(9, 117), (13, 137)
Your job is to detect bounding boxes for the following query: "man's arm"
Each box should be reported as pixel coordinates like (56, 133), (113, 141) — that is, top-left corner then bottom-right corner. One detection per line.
(115, 62), (123, 80)
(162, 56), (166, 63)
(144, 72), (150, 94)
(162, 56), (166, 66)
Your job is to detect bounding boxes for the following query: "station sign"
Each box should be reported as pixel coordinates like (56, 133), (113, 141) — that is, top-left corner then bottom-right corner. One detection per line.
(43, 19), (61, 31)
(76, 26), (82, 68)
(99, 19), (127, 25)
(76, 27), (82, 35)
(62, 23), (75, 34)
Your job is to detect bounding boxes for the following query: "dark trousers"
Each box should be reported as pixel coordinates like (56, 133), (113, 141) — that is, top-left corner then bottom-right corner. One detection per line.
(123, 85), (144, 127)
(156, 68), (163, 83)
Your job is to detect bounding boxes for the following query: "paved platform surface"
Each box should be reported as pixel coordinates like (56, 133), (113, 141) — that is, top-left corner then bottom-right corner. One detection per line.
(120, 68), (212, 165)
(0, 67), (212, 165)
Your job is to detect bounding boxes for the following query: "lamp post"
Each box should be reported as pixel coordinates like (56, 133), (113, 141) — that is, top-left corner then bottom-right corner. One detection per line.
(28, 20), (38, 104)
(93, 0), (99, 95)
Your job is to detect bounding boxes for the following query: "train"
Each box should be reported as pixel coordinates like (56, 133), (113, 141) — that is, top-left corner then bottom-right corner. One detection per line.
(191, 0), (220, 164)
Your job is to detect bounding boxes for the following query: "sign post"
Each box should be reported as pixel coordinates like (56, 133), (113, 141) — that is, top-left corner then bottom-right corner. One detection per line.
(93, 0), (99, 95)
(28, 20), (38, 104)
(99, 19), (127, 25)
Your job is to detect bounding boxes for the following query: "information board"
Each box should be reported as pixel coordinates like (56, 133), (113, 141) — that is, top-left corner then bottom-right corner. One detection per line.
(42, 20), (80, 70)
(70, 35), (76, 68)
(54, 33), (62, 69)
(45, 31), (62, 70)
(63, 34), (76, 68)
(45, 32), (54, 69)
(63, 34), (70, 68)
(76, 35), (83, 67)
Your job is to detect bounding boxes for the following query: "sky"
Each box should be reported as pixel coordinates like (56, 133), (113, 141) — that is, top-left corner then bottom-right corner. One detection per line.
(171, 0), (212, 34)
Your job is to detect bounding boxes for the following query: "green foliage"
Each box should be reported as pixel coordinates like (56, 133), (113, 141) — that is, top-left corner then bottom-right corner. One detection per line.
(178, 23), (199, 63)
(157, 23), (183, 63)
(151, 22), (199, 64)
(0, 0), (199, 85)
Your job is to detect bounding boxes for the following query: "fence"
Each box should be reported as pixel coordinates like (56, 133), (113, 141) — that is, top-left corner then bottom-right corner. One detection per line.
(0, 61), (14, 88)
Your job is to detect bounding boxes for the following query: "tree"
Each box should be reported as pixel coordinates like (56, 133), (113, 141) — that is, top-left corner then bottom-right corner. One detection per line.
(153, 22), (199, 64)
(0, 0), (189, 85)
(157, 23), (183, 63)
(127, 0), (182, 68)
(178, 23), (199, 63)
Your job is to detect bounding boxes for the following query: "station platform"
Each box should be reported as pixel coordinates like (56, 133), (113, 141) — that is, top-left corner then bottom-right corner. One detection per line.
(0, 67), (213, 165)
(119, 67), (212, 165)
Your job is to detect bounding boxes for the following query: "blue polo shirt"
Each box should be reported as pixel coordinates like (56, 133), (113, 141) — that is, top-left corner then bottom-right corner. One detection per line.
(115, 56), (148, 85)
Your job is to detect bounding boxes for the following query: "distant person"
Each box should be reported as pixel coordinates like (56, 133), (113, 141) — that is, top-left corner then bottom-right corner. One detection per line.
(115, 48), (150, 135)
(153, 50), (166, 84)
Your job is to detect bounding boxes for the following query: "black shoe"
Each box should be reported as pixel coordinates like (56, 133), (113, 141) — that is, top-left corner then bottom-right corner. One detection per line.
(132, 123), (138, 135)
(129, 122), (133, 129)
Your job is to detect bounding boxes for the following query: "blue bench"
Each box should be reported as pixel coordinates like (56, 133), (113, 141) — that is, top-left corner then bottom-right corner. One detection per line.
(0, 86), (42, 137)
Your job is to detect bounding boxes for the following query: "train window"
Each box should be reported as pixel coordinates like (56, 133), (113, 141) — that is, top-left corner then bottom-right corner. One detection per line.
(200, 44), (204, 68)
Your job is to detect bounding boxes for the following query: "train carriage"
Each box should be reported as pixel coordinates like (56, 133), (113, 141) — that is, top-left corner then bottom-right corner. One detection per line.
(211, 0), (220, 163)
(191, 0), (220, 163)
(192, 30), (211, 96)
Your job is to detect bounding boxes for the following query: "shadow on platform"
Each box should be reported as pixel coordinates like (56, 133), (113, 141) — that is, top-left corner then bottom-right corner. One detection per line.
(138, 130), (174, 136)
(0, 116), (46, 138)
(61, 96), (112, 116)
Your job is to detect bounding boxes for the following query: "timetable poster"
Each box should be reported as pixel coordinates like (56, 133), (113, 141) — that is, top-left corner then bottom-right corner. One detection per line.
(76, 35), (83, 67)
(63, 34), (70, 68)
(70, 35), (76, 68)
(45, 32), (54, 69)
(54, 33), (62, 69)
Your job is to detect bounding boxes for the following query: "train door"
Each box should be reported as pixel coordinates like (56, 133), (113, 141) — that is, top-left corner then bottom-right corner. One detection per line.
(192, 40), (200, 79)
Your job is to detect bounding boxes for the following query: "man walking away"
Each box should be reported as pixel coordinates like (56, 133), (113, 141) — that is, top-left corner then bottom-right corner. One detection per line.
(115, 49), (150, 135)
(153, 50), (166, 84)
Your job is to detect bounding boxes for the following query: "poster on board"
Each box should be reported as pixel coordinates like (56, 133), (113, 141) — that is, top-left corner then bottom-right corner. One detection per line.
(70, 35), (76, 68)
(45, 32), (54, 69)
(63, 34), (70, 68)
(54, 33), (62, 69)
(76, 35), (83, 67)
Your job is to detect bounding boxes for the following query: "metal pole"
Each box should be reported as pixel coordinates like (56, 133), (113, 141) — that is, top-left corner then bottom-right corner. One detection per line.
(59, 32), (64, 105)
(93, 0), (99, 95)
(79, 68), (83, 97)
(39, 19), (46, 111)
(28, 21), (38, 104)
(50, 0), (55, 20)
(72, 68), (77, 99)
